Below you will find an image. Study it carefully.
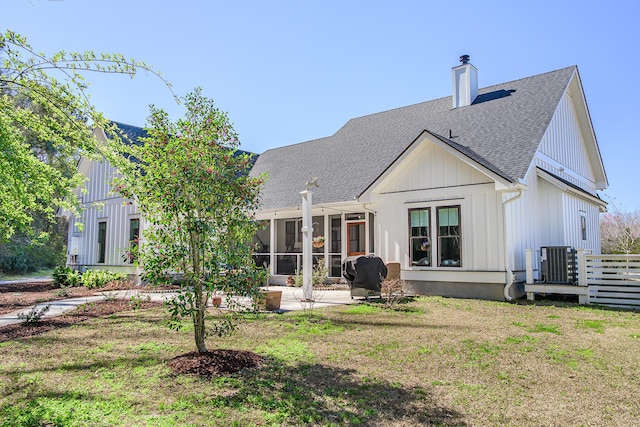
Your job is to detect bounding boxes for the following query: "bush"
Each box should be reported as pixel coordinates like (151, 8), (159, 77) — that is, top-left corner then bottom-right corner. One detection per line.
(312, 259), (329, 286)
(52, 266), (81, 287)
(18, 305), (50, 324)
(381, 278), (406, 309)
(293, 260), (330, 287)
(81, 269), (127, 289)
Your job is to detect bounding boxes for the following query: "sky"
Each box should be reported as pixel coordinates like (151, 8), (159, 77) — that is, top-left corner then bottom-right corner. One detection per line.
(4, 0), (640, 211)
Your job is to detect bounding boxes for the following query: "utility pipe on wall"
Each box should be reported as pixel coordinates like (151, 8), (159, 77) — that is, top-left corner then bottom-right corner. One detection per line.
(502, 184), (526, 301)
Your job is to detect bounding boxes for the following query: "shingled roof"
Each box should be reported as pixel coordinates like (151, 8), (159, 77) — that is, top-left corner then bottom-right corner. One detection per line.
(250, 66), (577, 211)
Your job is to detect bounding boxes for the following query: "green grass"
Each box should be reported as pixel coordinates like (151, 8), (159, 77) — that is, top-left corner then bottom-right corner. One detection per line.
(341, 304), (382, 314)
(576, 319), (606, 333)
(1, 296), (639, 426)
(526, 323), (562, 334)
(0, 268), (54, 281)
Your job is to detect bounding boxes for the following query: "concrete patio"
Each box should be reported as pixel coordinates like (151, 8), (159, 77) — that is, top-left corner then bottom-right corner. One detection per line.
(0, 286), (356, 328)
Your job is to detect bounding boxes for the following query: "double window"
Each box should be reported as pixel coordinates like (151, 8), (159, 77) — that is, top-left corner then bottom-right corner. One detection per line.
(409, 206), (461, 267)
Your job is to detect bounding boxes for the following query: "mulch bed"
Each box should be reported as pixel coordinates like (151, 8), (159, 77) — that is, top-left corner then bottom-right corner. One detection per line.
(0, 280), (132, 316)
(1, 281), (266, 377)
(167, 349), (266, 378)
(0, 299), (161, 342)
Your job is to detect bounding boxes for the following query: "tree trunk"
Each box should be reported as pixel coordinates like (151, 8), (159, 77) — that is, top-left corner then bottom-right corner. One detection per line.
(193, 280), (207, 354)
(190, 228), (207, 354)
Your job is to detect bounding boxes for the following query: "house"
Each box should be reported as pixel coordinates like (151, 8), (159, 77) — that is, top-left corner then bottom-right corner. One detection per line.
(63, 56), (607, 301)
(249, 56), (607, 300)
(61, 123), (257, 280)
(62, 123), (146, 279)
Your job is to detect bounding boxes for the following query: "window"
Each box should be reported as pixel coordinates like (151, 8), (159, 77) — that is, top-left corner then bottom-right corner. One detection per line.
(128, 218), (140, 263)
(330, 216), (341, 253)
(97, 221), (107, 263)
(437, 206), (461, 267)
(409, 208), (431, 266)
(580, 211), (587, 241)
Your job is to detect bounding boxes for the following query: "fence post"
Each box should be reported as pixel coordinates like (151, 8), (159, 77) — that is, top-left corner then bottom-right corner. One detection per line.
(525, 249), (534, 285)
(525, 249), (534, 301)
(577, 249), (588, 305)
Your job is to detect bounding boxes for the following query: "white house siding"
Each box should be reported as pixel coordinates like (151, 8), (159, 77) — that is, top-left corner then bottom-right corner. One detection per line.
(377, 137), (492, 194)
(503, 186), (533, 278)
(370, 137), (507, 298)
(538, 92), (597, 194)
(562, 192), (601, 254)
(67, 158), (141, 274)
(82, 158), (117, 204)
(536, 177), (564, 247)
(511, 88), (604, 280)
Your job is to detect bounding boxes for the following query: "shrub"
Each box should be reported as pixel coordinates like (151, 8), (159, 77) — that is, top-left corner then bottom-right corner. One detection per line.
(294, 260), (330, 288)
(53, 286), (70, 297)
(381, 278), (406, 309)
(81, 269), (127, 289)
(312, 259), (329, 286)
(18, 305), (50, 324)
(52, 266), (81, 287)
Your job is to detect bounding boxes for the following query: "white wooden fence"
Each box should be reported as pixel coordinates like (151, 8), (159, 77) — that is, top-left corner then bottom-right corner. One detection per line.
(525, 250), (640, 309)
(581, 254), (640, 310)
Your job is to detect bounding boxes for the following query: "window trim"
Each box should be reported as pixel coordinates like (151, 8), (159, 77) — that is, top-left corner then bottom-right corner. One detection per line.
(409, 207), (432, 266)
(436, 205), (461, 268)
(97, 220), (107, 264)
(580, 211), (587, 241)
(128, 217), (140, 264)
(408, 205), (462, 269)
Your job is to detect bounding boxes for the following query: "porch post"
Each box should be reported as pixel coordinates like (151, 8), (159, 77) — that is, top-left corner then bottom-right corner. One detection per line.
(269, 218), (276, 277)
(324, 212), (330, 275)
(300, 188), (314, 301)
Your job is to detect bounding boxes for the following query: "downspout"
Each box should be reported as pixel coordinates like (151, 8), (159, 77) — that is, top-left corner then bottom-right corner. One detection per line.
(502, 184), (526, 301)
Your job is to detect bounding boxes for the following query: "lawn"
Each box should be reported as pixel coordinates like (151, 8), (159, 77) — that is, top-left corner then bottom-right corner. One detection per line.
(0, 269), (54, 282)
(1, 296), (639, 426)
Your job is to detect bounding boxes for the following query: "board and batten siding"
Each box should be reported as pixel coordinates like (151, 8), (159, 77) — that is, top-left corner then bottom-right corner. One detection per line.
(371, 137), (506, 283)
(537, 91), (597, 193)
(562, 192), (601, 254)
(68, 158), (140, 272)
(508, 88), (605, 280)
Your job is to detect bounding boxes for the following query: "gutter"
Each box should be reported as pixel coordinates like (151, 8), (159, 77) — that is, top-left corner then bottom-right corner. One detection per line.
(501, 183), (526, 301)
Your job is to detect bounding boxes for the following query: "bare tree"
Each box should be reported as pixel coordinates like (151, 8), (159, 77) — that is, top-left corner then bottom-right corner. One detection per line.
(601, 210), (640, 254)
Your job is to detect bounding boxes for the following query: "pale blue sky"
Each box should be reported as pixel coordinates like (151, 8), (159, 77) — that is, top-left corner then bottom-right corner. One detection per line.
(5, 0), (640, 210)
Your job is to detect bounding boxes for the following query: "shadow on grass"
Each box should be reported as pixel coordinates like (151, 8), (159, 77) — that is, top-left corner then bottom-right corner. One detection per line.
(515, 297), (640, 313)
(1, 350), (466, 425)
(217, 360), (466, 426)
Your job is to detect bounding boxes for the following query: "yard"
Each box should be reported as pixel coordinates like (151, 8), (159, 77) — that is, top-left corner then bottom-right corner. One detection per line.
(1, 291), (639, 426)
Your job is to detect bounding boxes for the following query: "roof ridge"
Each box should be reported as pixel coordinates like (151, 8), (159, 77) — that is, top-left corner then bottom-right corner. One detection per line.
(327, 66), (577, 138)
(110, 120), (145, 130)
(479, 65), (576, 92)
(425, 130), (512, 182)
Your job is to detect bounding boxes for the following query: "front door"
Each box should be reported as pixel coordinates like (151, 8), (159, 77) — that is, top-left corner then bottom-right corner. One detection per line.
(347, 221), (366, 257)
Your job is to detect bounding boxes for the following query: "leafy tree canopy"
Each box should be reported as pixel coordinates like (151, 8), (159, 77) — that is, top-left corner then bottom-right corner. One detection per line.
(0, 29), (175, 242)
(110, 88), (265, 353)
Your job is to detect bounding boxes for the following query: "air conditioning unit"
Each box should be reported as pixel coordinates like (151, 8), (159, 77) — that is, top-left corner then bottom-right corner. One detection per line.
(540, 246), (577, 284)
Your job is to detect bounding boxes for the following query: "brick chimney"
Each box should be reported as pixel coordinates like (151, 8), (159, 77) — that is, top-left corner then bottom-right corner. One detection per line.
(452, 54), (478, 108)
